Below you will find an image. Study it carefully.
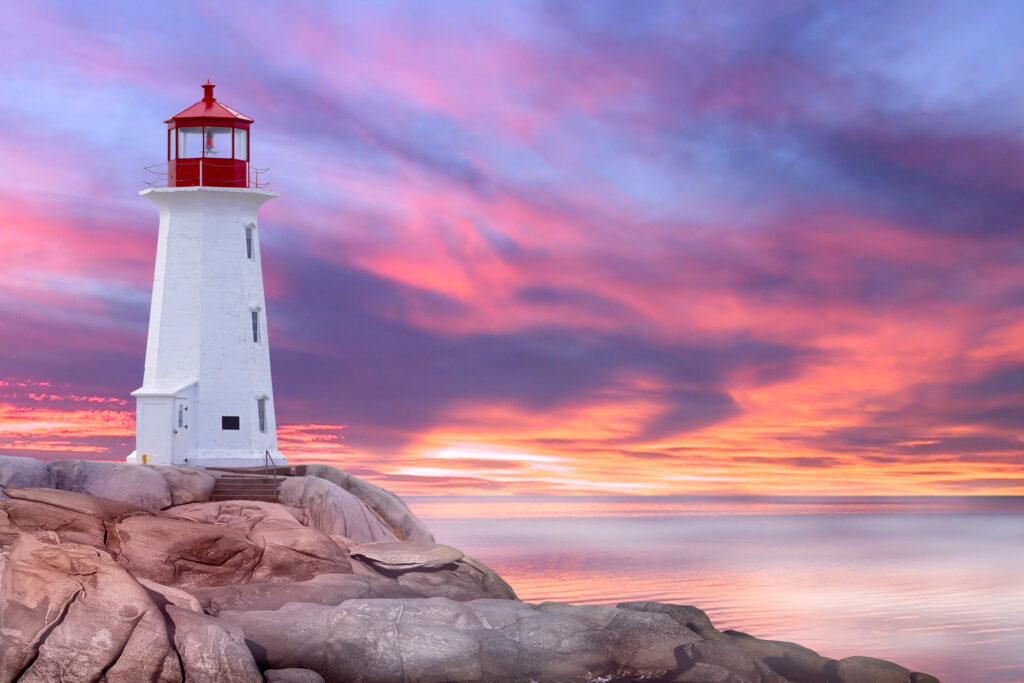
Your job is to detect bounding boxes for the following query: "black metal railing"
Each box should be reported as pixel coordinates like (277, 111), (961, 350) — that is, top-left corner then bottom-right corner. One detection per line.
(264, 449), (279, 499)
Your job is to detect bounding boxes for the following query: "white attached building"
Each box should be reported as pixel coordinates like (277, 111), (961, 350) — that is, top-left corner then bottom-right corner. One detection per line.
(128, 82), (285, 468)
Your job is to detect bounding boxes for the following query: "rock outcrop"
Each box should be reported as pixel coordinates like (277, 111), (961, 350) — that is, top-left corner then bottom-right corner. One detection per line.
(0, 457), (425, 541)
(349, 541), (465, 569)
(301, 464), (435, 542)
(276, 475), (399, 544)
(0, 457), (942, 682)
(49, 458), (175, 510)
(0, 454), (53, 491)
(151, 465), (216, 506)
(0, 531), (181, 682)
(349, 546), (518, 603)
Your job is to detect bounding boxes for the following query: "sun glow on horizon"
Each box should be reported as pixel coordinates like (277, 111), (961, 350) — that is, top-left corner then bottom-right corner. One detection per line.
(1, 374), (1021, 497)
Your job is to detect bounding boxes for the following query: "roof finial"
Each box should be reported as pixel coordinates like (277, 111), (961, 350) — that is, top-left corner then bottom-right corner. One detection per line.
(202, 80), (215, 103)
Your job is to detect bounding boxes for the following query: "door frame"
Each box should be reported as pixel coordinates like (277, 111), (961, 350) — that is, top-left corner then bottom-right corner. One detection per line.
(172, 397), (189, 465)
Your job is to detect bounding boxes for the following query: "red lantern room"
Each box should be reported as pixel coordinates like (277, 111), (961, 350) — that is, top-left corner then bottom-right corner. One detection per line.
(165, 81), (253, 188)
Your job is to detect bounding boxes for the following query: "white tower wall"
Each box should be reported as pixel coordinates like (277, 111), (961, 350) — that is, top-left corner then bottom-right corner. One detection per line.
(131, 186), (284, 468)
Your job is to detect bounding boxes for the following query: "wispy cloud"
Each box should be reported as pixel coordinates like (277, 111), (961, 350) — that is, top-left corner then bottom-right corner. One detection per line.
(0, 1), (1022, 494)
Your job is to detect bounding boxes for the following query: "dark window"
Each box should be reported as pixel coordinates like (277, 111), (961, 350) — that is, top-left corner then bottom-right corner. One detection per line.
(222, 416), (240, 430)
(245, 226), (253, 259)
(251, 311), (259, 343)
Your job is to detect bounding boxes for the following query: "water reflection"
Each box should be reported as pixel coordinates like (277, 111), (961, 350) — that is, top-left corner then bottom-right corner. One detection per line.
(408, 496), (1024, 683)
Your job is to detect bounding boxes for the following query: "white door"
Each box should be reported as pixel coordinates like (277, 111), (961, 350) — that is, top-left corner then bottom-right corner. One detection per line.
(172, 398), (189, 465)
(138, 399), (173, 465)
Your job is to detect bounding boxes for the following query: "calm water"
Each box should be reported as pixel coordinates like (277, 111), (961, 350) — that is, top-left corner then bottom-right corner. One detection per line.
(406, 496), (1024, 683)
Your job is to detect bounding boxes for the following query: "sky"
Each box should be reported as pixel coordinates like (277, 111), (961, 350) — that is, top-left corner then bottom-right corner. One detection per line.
(0, 1), (1022, 496)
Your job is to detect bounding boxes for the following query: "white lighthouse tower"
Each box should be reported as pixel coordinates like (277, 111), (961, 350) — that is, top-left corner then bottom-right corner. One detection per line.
(128, 82), (285, 469)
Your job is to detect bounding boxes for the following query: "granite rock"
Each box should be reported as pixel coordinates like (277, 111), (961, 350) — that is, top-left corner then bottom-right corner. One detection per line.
(138, 576), (205, 613)
(0, 455), (53, 489)
(349, 540), (465, 569)
(0, 459), (943, 683)
(221, 597), (707, 681)
(264, 670), (326, 683)
(151, 465), (216, 505)
(166, 605), (263, 683)
(191, 572), (426, 616)
(348, 544), (517, 601)
(49, 458), (173, 510)
(302, 463), (435, 542)
(0, 533), (180, 683)
(276, 475), (398, 543)
(170, 500), (351, 573)
(830, 656), (918, 683)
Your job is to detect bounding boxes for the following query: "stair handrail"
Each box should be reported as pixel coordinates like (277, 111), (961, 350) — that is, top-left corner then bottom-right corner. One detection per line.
(264, 449), (279, 500)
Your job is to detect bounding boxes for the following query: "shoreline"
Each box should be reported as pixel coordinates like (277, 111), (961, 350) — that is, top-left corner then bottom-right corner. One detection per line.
(0, 455), (944, 682)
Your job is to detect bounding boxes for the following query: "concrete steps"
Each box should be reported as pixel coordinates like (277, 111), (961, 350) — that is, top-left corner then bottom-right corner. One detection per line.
(209, 474), (280, 503)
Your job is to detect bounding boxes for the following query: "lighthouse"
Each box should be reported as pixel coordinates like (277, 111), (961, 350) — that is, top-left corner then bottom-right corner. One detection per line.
(127, 82), (285, 469)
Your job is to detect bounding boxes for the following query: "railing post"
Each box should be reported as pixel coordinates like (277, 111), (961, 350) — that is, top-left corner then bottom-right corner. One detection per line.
(265, 449), (278, 500)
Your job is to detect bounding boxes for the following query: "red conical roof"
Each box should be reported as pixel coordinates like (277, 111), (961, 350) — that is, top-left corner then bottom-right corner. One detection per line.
(165, 81), (253, 124)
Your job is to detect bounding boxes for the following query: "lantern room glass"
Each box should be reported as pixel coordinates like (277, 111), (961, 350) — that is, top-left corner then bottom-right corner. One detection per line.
(204, 127), (232, 157)
(234, 129), (248, 161)
(177, 127), (203, 159)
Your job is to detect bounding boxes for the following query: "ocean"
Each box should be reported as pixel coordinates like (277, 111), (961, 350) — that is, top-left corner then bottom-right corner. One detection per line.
(407, 495), (1024, 683)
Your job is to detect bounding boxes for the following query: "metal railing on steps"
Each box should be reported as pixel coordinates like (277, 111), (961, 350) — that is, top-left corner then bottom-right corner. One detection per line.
(264, 449), (278, 500)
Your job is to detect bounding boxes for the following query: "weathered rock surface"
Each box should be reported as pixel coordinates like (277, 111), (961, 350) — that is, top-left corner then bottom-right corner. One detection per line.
(264, 669), (326, 683)
(113, 513), (268, 589)
(302, 463), (435, 542)
(170, 500), (352, 573)
(221, 597), (707, 681)
(151, 465), (216, 505)
(350, 551), (518, 602)
(166, 606), (263, 683)
(0, 458), (941, 683)
(349, 540), (465, 569)
(1, 490), (109, 547)
(0, 532), (180, 682)
(0, 454), (53, 490)
(115, 509), (352, 590)
(277, 475), (399, 543)
(674, 640), (789, 682)
(191, 572), (426, 616)
(1, 489), (353, 593)
(829, 656), (941, 683)
(221, 597), (941, 683)
(139, 576), (205, 613)
(3, 485), (148, 522)
(49, 458), (173, 510)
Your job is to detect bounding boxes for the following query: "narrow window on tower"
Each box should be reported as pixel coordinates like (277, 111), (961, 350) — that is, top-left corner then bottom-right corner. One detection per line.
(245, 225), (254, 260)
(257, 398), (267, 433)
(251, 310), (260, 343)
